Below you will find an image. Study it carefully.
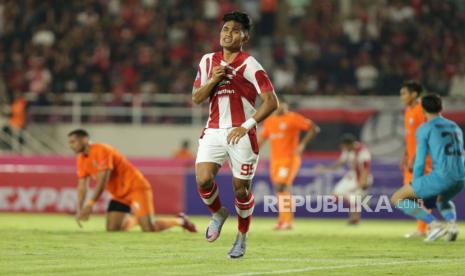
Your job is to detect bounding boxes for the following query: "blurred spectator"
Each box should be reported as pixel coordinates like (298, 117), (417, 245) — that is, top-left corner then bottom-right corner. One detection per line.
(449, 65), (465, 98)
(273, 64), (295, 92)
(9, 91), (27, 130)
(0, 74), (8, 104)
(32, 25), (55, 47)
(0, 0), (463, 110)
(173, 139), (195, 167)
(173, 139), (195, 160)
(25, 57), (51, 96)
(2, 91), (27, 151)
(260, 0), (278, 36)
(355, 54), (378, 95)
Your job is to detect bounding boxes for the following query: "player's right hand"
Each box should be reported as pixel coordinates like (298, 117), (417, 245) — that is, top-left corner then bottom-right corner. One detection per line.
(210, 66), (226, 84)
(75, 210), (83, 228)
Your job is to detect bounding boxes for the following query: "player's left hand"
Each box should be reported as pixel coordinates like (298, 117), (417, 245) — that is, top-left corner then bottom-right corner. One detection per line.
(227, 127), (248, 144)
(77, 205), (92, 221)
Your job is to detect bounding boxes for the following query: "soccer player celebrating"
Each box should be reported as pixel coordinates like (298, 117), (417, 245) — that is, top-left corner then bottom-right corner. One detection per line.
(391, 94), (465, 242)
(314, 134), (373, 225)
(191, 11), (278, 258)
(68, 129), (197, 233)
(399, 81), (432, 238)
(259, 98), (320, 230)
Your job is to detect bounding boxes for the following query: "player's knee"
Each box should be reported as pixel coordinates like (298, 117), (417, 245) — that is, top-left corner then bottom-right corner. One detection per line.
(196, 172), (214, 188)
(106, 224), (123, 232)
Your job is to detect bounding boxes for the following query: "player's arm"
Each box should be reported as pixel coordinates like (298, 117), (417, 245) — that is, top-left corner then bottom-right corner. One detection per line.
(227, 92), (278, 144)
(413, 128), (428, 179)
(77, 170), (111, 222)
(358, 168), (369, 189)
(296, 124), (320, 155)
(253, 92), (279, 124)
(76, 177), (89, 211)
(192, 66), (225, 105)
(89, 169), (111, 203)
(357, 161), (371, 189)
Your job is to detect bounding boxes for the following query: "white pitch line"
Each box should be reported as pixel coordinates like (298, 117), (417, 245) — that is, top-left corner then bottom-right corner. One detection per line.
(225, 258), (465, 276)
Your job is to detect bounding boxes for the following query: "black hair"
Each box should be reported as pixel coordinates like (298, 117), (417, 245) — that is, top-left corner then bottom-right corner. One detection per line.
(68, 129), (89, 138)
(222, 11), (252, 33)
(340, 133), (356, 145)
(401, 81), (423, 96)
(421, 94), (442, 113)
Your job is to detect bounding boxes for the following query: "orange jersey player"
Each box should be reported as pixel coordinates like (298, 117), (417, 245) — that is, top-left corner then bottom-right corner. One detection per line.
(400, 81), (432, 238)
(67, 129), (196, 233)
(259, 98), (320, 230)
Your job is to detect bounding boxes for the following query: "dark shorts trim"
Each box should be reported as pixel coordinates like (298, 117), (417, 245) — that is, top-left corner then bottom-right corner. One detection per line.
(107, 199), (131, 213)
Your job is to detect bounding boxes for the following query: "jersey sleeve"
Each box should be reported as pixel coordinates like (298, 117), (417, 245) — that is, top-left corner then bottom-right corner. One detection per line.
(243, 57), (274, 94)
(413, 125), (429, 179)
(76, 158), (89, 178)
(93, 146), (114, 172)
(192, 54), (211, 90)
(293, 113), (313, 131)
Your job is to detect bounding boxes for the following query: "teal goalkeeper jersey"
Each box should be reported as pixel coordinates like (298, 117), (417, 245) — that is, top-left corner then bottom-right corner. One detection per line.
(413, 116), (465, 180)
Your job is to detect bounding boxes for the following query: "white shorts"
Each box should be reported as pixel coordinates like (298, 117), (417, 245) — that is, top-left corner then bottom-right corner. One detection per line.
(333, 171), (373, 197)
(196, 128), (259, 180)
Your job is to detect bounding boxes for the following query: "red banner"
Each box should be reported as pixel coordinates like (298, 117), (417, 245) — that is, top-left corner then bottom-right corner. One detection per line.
(0, 158), (185, 215)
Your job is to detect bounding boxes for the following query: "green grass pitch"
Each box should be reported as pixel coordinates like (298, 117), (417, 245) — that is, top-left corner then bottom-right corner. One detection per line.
(1, 213), (464, 275)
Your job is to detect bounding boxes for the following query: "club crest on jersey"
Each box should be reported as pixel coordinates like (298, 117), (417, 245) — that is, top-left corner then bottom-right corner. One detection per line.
(218, 79), (231, 87)
(409, 117), (414, 125)
(279, 122), (287, 130)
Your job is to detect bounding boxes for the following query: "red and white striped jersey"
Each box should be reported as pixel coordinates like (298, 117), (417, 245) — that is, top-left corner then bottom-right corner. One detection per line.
(338, 142), (371, 180)
(193, 51), (274, 129)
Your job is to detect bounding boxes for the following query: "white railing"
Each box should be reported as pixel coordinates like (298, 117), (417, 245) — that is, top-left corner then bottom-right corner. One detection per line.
(25, 92), (208, 125)
(23, 93), (465, 125)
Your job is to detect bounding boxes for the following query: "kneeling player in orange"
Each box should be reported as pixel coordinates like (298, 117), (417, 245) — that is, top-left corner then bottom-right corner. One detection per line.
(68, 129), (197, 233)
(259, 99), (320, 230)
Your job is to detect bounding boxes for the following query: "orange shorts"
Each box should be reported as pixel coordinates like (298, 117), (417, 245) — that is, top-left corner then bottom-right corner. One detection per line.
(270, 156), (301, 185)
(113, 181), (155, 218)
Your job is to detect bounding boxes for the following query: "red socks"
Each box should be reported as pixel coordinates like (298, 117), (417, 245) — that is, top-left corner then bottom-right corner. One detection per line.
(198, 181), (222, 213)
(235, 192), (255, 233)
